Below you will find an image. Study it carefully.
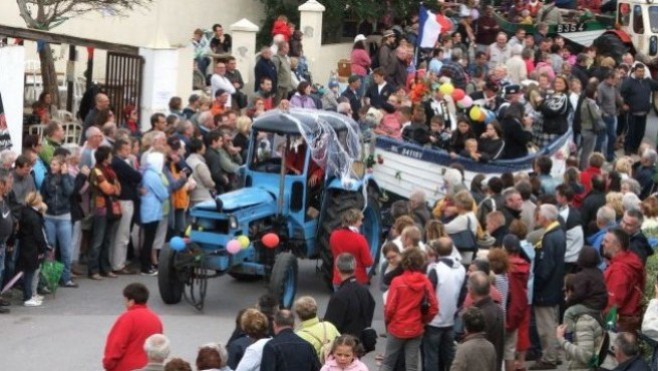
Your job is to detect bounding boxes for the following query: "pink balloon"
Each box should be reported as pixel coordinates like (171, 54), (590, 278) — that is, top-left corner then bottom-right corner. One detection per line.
(458, 95), (473, 109)
(227, 240), (242, 254)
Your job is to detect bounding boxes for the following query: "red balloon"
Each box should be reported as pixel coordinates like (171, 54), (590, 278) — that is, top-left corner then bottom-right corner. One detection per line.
(452, 88), (465, 102)
(261, 233), (280, 249)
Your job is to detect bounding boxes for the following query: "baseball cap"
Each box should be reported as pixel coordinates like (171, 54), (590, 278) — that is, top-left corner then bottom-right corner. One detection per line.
(504, 84), (521, 95)
(354, 34), (367, 43)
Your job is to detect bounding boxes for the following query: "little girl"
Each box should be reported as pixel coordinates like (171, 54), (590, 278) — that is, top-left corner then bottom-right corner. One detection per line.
(18, 192), (50, 307)
(321, 335), (369, 371)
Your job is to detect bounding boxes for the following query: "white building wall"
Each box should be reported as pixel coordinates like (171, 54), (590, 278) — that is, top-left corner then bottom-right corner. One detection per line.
(0, 46), (25, 153)
(0, 0), (266, 86)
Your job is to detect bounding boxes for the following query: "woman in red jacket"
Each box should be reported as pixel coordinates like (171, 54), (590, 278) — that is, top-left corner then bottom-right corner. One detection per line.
(382, 248), (439, 371)
(329, 208), (374, 288)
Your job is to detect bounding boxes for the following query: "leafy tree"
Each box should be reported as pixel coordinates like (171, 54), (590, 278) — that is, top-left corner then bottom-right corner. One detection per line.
(257, 0), (425, 45)
(15, 0), (152, 107)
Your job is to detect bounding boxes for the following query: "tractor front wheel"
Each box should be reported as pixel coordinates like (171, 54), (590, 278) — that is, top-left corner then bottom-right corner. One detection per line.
(268, 252), (298, 309)
(158, 244), (184, 304)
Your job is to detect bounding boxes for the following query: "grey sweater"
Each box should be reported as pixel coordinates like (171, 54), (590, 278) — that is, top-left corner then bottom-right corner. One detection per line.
(596, 81), (621, 116)
(579, 98), (602, 131)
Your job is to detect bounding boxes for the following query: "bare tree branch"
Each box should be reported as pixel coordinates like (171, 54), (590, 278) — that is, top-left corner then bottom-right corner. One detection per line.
(16, 0), (153, 30)
(16, 0), (39, 28)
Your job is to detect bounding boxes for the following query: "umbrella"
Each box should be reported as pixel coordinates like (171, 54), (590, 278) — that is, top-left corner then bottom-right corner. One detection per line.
(1, 271), (23, 295)
(41, 260), (64, 297)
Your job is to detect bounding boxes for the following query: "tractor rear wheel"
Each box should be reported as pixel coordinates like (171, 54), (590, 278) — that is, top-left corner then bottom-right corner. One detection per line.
(268, 252), (298, 309)
(317, 189), (382, 291)
(593, 33), (628, 64)
(158, 244), (184, 304)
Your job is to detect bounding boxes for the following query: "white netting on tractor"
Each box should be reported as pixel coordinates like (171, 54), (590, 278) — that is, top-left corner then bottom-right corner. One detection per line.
(280, 108), (362, 187)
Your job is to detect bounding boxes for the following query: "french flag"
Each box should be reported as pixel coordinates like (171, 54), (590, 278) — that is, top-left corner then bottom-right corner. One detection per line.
(418, 5), (442, 48)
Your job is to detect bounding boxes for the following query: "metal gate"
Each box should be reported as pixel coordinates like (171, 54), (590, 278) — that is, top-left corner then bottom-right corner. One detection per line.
(105, 52), (144, 125)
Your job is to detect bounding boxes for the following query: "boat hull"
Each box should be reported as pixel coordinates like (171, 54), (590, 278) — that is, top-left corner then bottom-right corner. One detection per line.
(372, 130), (572, 204)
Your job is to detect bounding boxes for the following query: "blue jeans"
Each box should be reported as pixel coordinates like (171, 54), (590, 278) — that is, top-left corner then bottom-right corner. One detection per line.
(87, 216), (113, 276)
(22, 268), (36, 301)
(603, 115), (617, 161)
(44, 216), (73, 283)
(3, 241), (18, 287)
(422, 325), (455, 371)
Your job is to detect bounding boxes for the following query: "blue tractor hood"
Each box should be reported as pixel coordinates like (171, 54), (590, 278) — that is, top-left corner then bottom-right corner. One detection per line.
(215, 187), (275, 211)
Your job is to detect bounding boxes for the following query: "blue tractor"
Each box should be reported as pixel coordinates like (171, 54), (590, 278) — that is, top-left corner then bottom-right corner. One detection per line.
(158, 109), (383, 309)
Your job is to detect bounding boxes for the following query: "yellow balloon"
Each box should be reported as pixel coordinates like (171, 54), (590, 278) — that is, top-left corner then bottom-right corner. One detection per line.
(184, 225), (192, 237)
(439, 83), (454, 96)
(237, 235), (250, 249)
(469, 106), (481, 121)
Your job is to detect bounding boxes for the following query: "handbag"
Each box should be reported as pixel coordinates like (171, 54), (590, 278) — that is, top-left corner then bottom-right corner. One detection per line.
(448, 216), (478, 251)
(420, 288), (430, 315)
(106, 196), (122, 221)
(586, 102), (607, 133)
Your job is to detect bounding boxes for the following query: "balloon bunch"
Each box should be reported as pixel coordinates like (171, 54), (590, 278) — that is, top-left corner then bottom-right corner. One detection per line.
(439, 83), (473, 110)
(227, 235), (251, 254)
(469, 106), (497, 124)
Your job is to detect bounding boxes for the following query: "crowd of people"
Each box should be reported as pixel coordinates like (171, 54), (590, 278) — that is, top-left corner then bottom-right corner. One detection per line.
(7, 1), (658, 370)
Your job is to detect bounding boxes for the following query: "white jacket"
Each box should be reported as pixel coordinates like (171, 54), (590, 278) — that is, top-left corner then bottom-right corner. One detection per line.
(642, 299), (658, 341)
(427, 257), (465, 327)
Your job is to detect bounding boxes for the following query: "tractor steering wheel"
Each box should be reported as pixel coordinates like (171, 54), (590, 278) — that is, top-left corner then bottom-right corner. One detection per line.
(252, 158), (282, 173)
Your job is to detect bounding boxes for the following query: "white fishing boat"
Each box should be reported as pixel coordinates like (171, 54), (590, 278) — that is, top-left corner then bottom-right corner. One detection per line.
(371, 130), (572, 204)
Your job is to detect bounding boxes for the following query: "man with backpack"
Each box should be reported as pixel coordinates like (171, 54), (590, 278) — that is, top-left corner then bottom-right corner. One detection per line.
(294, 296), (340, 362)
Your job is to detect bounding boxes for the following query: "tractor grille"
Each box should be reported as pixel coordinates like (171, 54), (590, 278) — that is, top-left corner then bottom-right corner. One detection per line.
(196, 219), (230, 234)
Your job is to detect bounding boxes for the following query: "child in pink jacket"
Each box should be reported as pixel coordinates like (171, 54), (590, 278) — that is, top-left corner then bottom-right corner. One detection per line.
(321, 335), (369, 371)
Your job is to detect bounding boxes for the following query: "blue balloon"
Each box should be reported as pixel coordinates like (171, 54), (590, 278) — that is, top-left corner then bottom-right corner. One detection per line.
(170, 236), (186, 251)
(484, 110), (496, 124)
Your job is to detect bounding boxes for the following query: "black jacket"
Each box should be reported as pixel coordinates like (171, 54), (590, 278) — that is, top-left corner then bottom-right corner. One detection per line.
(620, 77), (658, 114)
(324, 277), (376, 338)
(17, 206), (49, 271)
(478, 137), (505, 161)
(501, 117), (533, 159)
(579, 190), (606, 236)
(534, 225), (567, 306)
(630, 232), (653, 265)
(571, 64), (590, 88)
(254, 57), (278, 92)
(111, 157), (142, 201)
(70, 172), (87, 222)
(261, 328), (320, 371)
(402, 123), (430, 145)
(341, 88), (362, 121)
(40, 173), (74, 216)
(567, 246), (608, 310)
(365, 82), (396, 109)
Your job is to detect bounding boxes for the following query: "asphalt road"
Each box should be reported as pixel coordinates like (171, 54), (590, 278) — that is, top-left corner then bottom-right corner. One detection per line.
(1, 115), (656, 371)
(0, 260), (388, 371)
